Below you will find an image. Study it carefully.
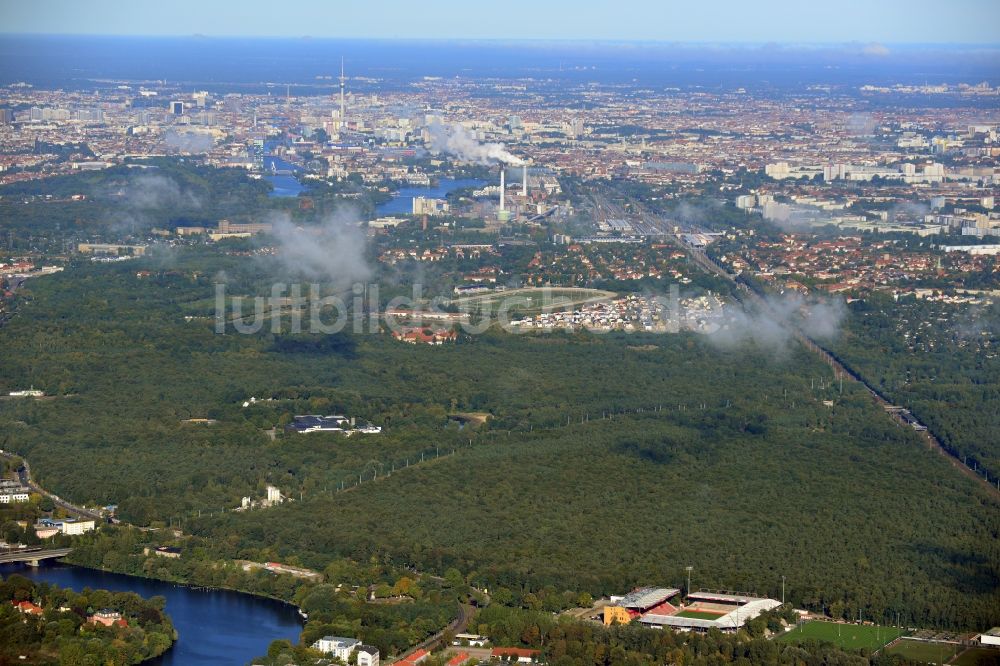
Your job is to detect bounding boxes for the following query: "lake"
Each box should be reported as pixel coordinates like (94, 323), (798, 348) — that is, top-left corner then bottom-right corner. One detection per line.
(0, 562), (303, 665)
(376, 178), (487, 216)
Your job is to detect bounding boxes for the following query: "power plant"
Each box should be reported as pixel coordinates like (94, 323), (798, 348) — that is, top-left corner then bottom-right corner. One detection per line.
(495, 162), (532, 223)
(499, 166), (506, 212)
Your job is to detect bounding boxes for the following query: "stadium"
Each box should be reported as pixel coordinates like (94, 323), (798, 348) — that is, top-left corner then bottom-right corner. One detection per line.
(605, 588), (781, 633)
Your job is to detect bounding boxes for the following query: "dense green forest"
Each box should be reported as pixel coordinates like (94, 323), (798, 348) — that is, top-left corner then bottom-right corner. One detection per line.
(828, 294), (1000, 476)
(188, 405), (999, 630)
(0, 574), (175, 664)
(0, 249), (997, 632)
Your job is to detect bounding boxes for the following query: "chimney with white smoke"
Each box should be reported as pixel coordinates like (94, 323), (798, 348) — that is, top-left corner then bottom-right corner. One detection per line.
(425, 121), (523, 166)
(499, 166), (506, 211)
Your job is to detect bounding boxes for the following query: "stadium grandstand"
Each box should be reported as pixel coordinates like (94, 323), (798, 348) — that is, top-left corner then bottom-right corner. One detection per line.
(614, 587), (682, 612)
(604, 587), (682, 626)
(638, 591), (781, 632)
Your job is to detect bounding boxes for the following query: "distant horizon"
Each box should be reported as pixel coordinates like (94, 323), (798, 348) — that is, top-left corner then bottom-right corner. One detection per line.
(2, 33), (998, 91)
(4, 0), (999, 44)
(3, 34), (1000, 49)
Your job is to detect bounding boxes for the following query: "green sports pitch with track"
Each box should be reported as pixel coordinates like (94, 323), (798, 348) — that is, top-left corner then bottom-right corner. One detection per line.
(777, 621), (906, 651)
(675, 610), (726, 620)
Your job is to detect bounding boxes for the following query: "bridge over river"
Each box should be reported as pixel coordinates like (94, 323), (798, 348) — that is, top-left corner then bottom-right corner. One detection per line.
(0, 547), (72, 566)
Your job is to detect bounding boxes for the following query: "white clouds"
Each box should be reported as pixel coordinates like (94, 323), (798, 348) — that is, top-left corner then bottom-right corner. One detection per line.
(708, 293), (847, 351)
(265, 208), (372, 287)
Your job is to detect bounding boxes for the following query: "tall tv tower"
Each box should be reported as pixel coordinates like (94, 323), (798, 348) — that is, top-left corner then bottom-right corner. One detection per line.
(339, 57), (346, 129)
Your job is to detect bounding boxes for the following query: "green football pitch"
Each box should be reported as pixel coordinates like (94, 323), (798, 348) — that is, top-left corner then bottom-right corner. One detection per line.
(950, 647), (1000, 666)
(777, 621), (906, 651)
(885, 639), (960, 664)
(675, 610), (725, 620)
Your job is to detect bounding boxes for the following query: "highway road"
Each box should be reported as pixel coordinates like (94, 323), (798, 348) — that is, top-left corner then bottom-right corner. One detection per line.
(0, 449), (105, 521)
(0, 547), (73, 565)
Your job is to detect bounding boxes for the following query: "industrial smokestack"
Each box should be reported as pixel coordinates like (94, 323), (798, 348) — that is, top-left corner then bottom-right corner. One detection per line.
(522, 164), (528, 197)
(499, 166), (505, 211)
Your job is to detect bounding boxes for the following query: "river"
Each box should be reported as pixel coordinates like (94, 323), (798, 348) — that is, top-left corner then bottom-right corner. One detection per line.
(375, 178), (486, 216)
(0, 562), (303, 665)
(264, 155), (305, 198)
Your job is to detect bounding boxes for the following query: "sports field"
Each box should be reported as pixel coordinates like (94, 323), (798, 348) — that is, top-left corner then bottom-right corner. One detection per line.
(885, 639), (960, 664)
(450, 287), (616, 316)
(950, 647), (1000, 666)
(676, 610), (725, 620)
(778, 621), (906, 651)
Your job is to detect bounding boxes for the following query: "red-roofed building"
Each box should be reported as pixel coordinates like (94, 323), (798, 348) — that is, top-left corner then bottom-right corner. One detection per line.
(12, 600), (43, 616)
(392, 327), (457, 345)
(447, 653), (473, 666)
(491, 648), (541, 663)
(398, 649), (430, 665)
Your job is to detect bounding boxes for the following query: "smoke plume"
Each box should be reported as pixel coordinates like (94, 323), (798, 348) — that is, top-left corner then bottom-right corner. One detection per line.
(426, 121), (523, 165)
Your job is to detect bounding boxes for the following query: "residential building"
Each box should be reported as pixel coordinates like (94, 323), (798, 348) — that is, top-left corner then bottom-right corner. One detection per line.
(89, 609), (127, 627)
(36, 518), (96, 535)
(312, 636), (361, 660)
(357, 645), (380, 666)
(398, 649), (430, 666)
(12, 600), (44, 616)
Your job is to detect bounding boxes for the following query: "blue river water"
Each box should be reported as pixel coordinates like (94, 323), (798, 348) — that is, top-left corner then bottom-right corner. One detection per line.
(0, 562), (303, 665)
(265, 174), (306, 198)
(376, 178), (486, 216)
(264, 155), (305, 198)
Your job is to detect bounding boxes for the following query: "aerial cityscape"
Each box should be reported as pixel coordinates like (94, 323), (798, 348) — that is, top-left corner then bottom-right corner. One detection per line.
(0, 1), (998, 665)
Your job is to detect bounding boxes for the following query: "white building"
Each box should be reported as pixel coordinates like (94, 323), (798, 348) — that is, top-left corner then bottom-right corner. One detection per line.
(453, 633), (489, 647)
(357, 645), (380, 666)
(412, 196), (449, 216)
(36, 518), (96, 535)
(765, 162), (823, 180)
(60, 519), (96, 535)
(266, 485), (283, 504)
(312, 636), (361, 660)
(0, 492), (30, 503)
(979, 628), (1000, 647)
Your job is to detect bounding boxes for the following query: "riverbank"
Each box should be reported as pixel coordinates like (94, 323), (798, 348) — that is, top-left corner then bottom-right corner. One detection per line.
(0, 570), (177, 664)
(375, 177), (486, 216)
(3, 560), (302, 665)
(60, 545), (308, 614)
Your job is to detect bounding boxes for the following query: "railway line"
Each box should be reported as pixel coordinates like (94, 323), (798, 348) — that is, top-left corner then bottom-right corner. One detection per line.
(683, 241), (1000, 499)
(583, 183), (999, 499)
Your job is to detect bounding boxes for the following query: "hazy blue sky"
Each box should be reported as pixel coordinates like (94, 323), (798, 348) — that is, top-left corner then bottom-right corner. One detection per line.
(4, 0), (999, 43)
